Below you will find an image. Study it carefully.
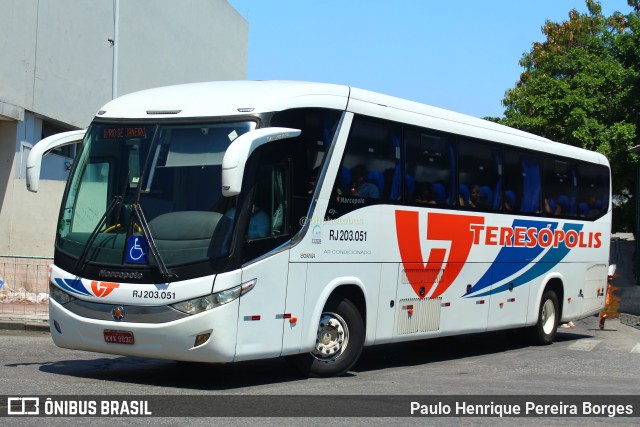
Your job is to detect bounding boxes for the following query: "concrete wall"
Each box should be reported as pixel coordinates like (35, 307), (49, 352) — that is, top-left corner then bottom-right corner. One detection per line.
(0, 0), (113, 127)
(118, 0), (248, 97)
(0, 0), (247, 257)
(0, 0), (247, 128)
(0, 122), (18, 255)
(1, 119), (67, 257)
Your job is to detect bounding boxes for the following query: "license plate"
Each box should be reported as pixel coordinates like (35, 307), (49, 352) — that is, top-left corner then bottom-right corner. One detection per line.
(104, 330), (135, 345)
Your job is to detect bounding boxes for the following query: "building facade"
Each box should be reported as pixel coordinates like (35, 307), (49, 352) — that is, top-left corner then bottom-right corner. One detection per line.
(0, 0), (248, 258)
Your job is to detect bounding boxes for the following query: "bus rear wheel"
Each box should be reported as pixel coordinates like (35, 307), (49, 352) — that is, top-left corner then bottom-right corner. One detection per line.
(291, 296), (364, 378)
(527, 289), (559, 345)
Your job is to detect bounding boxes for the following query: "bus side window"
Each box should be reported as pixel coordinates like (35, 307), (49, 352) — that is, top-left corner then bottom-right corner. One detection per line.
(327, 115), (399, 217)
(502, 148), (524, 213)
(405, 126), (454, 207)
(577, 163), (610, 219)
(518, 153), (541, 214)
(543, 159), (576, 217)
(241, 142), (294, 262)
(458, 137), (501, 211)
(250, 160), (289, 239)
(270, 108), (342, 232)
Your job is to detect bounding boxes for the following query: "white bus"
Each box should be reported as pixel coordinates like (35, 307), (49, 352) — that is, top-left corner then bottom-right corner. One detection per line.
(28, 81), (611, 377)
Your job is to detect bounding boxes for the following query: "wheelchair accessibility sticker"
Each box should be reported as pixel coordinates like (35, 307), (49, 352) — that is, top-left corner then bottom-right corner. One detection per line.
(126, 236), (148, 264)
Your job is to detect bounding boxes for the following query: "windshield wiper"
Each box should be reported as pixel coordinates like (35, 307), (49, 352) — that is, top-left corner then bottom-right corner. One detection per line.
(128, 125), (177, 282)
(73, 195), (123, 276)
(74, 171), (131, 276)
(131, 203), (178, 282)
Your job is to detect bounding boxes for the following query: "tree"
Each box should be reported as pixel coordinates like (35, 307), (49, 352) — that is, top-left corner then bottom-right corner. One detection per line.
(497, 0), (640, 230)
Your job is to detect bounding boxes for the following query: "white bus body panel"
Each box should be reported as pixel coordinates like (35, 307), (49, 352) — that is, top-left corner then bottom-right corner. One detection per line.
(235, 251), (289, 361)
(291, 202), (610, 343)
(281, 262), (308, 356)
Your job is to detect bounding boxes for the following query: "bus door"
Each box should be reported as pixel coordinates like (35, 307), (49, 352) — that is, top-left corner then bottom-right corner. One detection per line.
(234, 156), (292, 361)
(280, 262), (307, 356)
(235, 251), (290, 361)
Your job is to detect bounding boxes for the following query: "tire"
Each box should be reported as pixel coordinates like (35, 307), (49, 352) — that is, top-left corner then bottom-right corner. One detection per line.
(527, 289), (559, 345)
(290, 296), (365, 378)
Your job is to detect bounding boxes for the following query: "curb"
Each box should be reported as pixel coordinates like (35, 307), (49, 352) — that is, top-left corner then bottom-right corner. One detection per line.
(620, 312), (640, 330)
(0, 316), (49, 333)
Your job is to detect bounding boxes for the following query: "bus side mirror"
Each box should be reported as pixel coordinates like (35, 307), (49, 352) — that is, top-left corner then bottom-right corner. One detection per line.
(26, 130), (86, 193)
(221, 127), (301, 197)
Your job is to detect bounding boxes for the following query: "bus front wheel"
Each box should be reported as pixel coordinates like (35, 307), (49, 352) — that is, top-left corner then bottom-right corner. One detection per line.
(291, 296), (364, 378)
(527, 289), (559, 345)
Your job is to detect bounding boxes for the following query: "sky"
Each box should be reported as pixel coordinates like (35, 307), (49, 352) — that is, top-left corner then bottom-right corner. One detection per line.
(227, 0), (633, 119)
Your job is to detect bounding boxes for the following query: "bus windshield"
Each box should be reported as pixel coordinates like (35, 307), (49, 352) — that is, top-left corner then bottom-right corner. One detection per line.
(57, 121), (255, 269)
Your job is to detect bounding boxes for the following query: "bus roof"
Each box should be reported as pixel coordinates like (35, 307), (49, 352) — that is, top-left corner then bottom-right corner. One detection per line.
(97, 80), (350, 120)
(96, 80), (608, 166)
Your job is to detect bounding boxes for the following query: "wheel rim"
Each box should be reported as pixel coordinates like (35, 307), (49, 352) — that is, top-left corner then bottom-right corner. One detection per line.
(311, 312), (349, 362)
(541, 298), (556, 335)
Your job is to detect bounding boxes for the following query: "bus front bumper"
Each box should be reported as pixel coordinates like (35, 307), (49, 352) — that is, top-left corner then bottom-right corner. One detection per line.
(48, 298), (239, 363)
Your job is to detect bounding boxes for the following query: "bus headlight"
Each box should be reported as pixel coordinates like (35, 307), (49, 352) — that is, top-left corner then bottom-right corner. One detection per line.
(49, 283), (77, 305)
(171, 280), (255, 315)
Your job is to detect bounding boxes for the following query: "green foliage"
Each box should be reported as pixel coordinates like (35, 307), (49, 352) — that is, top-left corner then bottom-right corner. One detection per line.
(498, 0), (640, 220)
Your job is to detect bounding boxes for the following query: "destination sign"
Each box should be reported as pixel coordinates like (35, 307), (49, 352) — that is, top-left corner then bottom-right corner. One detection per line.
(100, 127), (148, 139)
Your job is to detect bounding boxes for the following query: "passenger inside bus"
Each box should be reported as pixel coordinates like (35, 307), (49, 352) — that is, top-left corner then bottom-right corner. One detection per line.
(459, 184), (470, 207)
(544, 195), (571, 216)
(414, 182), (436, 205)
(478, 185), (493, 210)
(225, 204), (269, 239)
(504, 190), (517, 211)
(349, 164), (381, 198)
(461, 184), (481, 208)
(247, 205), (269, 239)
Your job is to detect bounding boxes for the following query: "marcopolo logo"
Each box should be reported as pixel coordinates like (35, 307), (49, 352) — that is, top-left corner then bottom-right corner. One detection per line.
(98, 270), (144, 280)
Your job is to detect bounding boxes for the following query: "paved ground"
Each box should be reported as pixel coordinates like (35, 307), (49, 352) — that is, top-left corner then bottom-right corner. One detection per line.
(2, 234), (639, 332)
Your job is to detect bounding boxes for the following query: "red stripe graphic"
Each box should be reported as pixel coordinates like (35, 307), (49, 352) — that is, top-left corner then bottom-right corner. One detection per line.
(396, 211), (484, 298)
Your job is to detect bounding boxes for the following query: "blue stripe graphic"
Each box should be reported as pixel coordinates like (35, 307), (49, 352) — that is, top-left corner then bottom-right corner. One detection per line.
(466, 219), (557, 296)
(54, 278), (91, 296)
(469, 222), (583, 298)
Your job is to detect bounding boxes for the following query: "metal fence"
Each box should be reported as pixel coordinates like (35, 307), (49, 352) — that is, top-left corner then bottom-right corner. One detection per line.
(0, 257), (52, 316)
